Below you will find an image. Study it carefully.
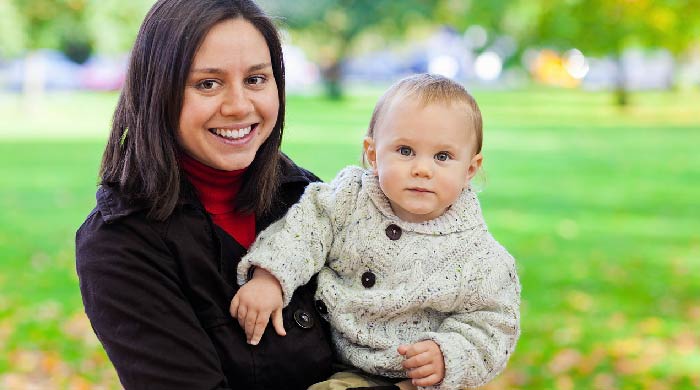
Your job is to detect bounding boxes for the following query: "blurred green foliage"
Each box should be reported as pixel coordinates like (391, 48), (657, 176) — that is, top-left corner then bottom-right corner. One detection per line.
(261, 0), (700, 98)
(260, 0), (437, 98)
(3, 0), (699, 97)
(0, 0), (154, 60)
(0, 0), (26, 57)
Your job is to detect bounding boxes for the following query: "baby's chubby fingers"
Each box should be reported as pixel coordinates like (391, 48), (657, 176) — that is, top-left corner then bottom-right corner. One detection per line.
(402, 351), (433, 371)
(397, 342), (429, 359)
(412, 373), (442, 387)
(230, 294), (240, 318)
(235, 304), (248, 330)
(248, 311), (272, 345)
(244, 310), (262, 343)
(271, 308), (286, 337)
(229, 268), (285, 345)
(398, 341), (445, 385)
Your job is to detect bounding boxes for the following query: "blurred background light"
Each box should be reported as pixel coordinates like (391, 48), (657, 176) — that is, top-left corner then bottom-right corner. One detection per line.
(564, 49), (590, 80)
(428, 55), (459, 78)
(464, 25), (488, 49)
(474, 51), (503, 81)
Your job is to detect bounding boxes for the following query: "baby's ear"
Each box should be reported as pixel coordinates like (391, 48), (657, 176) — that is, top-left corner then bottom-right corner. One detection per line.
(363, 137), (378, 173)
(466, 153), (483, 183)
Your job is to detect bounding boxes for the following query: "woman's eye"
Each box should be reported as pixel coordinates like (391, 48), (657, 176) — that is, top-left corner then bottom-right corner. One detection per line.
(435, 152), (451, 161)
(398, 146), (413, 156)
(196, 80), (218, 90)
(247, 75), (266, 85)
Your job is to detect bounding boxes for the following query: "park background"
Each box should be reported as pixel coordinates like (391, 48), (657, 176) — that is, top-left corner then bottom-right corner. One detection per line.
(1, 0), (699, 389)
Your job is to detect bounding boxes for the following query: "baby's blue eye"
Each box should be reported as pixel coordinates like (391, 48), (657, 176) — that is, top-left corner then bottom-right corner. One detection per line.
(399, 146), (412, 156)
(435, 152), (450, 161)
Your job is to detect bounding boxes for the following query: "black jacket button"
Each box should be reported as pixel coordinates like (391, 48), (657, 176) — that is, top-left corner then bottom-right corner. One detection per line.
(385, 224), (402, 240)
(361, 271), (376, 288)
(293, 309), (314, 329)
(315, 299), (328, 315)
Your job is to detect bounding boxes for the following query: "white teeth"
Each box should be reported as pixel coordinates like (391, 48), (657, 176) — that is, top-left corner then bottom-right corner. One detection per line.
(214, 126), (252, 139)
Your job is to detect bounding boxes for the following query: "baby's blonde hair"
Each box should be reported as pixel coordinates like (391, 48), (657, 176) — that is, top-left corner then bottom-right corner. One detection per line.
(366, 74), (483, 155)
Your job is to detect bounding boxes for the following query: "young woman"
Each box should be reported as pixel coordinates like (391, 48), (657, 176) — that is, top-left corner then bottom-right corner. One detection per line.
(75, 1), (333, 388)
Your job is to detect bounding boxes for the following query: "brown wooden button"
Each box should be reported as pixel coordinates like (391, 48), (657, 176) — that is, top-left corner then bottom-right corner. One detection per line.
(385, 224), (402, 240)
(361, 271), (376, 288)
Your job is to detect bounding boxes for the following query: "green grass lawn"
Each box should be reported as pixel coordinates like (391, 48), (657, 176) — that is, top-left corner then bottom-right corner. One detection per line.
(1, 88), (699, 389)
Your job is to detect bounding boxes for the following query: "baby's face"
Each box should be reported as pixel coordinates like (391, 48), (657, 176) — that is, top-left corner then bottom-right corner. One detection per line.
(364, 98), (482, 223)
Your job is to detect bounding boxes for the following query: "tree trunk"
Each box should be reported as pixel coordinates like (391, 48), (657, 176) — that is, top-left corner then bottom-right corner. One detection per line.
(322, 60), (343, 100)
(320, 36), (353, 100)
(614, 53), (629, 107)
(22, 51), (46, 114)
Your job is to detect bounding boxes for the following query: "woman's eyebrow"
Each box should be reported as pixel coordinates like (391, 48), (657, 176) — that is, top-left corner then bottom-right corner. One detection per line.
(190, 63), (272, 74)
(249, 62), (272, 72)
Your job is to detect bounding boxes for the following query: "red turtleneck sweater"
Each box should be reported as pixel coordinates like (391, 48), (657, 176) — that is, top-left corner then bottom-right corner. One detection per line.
(179, 153), (256, 249)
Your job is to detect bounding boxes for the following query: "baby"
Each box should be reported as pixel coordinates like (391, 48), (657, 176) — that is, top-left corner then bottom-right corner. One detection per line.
(232, 74), (520, 390)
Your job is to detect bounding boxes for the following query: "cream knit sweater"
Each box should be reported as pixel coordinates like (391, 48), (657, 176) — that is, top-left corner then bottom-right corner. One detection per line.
(238, 166), (520, 389)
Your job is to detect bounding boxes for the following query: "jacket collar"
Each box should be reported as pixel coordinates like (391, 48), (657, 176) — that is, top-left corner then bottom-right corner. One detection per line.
(96, 154), (317, 223)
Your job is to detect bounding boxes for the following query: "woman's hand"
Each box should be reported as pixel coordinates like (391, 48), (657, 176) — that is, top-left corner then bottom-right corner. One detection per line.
(398, 340), (445, 387)
(230, 268), (286, 345)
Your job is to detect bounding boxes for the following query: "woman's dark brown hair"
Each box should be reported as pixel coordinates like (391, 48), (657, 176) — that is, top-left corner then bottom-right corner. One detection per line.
(100, 0), (285, 220)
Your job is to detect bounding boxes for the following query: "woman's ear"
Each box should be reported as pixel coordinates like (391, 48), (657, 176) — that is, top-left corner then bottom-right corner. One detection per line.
(363, 136), (378, 173)
(466, 153), (483, 183)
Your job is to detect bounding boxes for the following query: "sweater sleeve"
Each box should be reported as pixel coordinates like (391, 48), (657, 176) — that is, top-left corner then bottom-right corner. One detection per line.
(419, 244), (521, 390)
(237, 166), (362, 306)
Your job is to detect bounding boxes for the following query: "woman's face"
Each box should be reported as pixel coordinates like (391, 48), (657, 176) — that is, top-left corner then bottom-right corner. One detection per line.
(178, 18), (279, 171)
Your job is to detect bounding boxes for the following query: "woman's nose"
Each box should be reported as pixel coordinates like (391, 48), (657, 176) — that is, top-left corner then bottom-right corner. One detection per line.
(220, 85), (253, 117)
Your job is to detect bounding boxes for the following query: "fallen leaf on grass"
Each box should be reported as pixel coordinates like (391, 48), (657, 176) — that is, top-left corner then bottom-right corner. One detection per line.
(638, 317), (663, 335)
(62, 311), (99, 347)
(593, 373), (617, 389)
(555, 375), (574, 390)
(548, 348), (582, 374)
(575, 345), (606, 375)
(565, 290), (593, 312)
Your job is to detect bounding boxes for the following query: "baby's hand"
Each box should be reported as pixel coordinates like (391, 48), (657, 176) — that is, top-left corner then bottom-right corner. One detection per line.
(230, 268), (286, 345)
(398, 340), (445, 387)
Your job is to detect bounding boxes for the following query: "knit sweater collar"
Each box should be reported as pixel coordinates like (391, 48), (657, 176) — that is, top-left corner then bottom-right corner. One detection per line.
(361, 169), (485, 234)
(179, 152), (246, 214)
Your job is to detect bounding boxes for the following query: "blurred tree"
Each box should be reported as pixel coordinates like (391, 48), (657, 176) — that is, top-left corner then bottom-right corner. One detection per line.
(260, 0), (438, 99)
(85, 0), (154, 54)
(433, 0), (700, 104)
(522, 0), (700, 105)
(0, 0), (26, 58)
(13, 0), (92, 63)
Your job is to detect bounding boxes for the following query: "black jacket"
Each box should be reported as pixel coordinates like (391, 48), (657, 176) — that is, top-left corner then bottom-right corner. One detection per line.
(76, 157), (334, 390)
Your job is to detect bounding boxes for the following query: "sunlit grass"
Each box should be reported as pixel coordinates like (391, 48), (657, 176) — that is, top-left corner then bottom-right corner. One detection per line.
(1, 88), (699, 389)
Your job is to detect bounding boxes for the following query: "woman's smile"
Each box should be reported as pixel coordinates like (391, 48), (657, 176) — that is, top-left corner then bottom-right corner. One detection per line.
(208, 124), (257, 143)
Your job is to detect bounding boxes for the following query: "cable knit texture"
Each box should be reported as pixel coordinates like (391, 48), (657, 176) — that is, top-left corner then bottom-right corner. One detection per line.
(237, 166), (521, 389)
